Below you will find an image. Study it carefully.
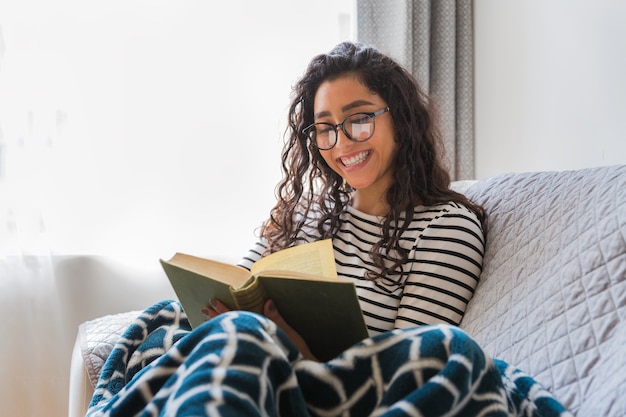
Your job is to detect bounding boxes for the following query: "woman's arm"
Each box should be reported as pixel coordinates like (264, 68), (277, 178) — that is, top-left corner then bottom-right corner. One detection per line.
(236, 240), (268, 271)
(395, 205), (485, 328)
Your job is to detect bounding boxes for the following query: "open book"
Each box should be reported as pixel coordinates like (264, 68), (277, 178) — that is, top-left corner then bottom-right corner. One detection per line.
(160, 239), (369, 361)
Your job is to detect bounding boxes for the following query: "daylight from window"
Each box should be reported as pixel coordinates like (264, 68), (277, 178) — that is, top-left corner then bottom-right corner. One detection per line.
(0, 1), (355, 262)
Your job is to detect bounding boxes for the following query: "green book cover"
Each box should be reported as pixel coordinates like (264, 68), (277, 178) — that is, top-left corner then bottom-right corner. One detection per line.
(160, 240), (369, 361)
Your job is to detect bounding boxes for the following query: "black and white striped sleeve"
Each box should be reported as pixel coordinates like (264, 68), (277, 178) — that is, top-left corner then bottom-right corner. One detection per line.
(395, 206), (485, 328)
(236, 240), (267, 271)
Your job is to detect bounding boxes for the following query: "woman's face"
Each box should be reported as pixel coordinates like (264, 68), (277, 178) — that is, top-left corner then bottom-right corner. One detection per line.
(313, 75), (396, 209)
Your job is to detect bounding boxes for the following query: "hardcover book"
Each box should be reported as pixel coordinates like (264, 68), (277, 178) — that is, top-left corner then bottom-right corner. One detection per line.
(160, 239), (369, 361)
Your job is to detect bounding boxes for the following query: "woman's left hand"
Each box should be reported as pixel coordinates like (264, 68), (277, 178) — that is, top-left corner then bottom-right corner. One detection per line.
(262, 299), (318, 361)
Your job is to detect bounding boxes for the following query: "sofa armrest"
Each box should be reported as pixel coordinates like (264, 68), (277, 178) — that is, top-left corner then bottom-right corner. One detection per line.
(68, 334), (94, 417)
(68, 310), (141, 416)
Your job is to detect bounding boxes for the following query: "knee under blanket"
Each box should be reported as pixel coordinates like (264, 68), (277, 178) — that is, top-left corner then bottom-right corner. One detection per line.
(87, 300), (572, 417)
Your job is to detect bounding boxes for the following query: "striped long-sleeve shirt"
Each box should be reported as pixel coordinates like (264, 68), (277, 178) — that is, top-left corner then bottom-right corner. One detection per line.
(238, 202), (485, 336)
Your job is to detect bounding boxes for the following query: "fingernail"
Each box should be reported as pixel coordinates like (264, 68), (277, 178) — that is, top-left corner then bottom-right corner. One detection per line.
(268, 300), (276, 312)
(209, 298), (218, 309)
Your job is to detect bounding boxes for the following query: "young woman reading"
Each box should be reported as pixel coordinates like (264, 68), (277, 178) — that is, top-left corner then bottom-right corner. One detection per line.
(86, 42), (570, 417)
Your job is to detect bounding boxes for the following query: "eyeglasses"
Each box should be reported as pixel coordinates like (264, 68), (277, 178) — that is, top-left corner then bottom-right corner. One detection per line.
(302, 107), (390, 150)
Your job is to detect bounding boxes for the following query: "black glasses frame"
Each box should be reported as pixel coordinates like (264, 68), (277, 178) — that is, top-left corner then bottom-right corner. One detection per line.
(303, 107), (390, 150)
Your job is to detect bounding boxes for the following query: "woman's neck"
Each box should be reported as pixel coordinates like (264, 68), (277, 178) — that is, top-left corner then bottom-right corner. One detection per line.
(351, 190), (390, 216)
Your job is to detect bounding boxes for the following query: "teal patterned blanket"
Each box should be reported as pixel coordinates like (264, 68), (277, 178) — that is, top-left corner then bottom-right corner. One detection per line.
(87, 300), (571, 416)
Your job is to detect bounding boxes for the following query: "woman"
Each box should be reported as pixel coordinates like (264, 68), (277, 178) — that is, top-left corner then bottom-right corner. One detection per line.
(87, 42), (570, 417)
(205, 40), (486, 358)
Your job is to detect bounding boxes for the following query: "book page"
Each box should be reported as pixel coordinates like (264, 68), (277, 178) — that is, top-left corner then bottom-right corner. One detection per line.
(166, 253), (251, 288)
(251, 239), (337, 279)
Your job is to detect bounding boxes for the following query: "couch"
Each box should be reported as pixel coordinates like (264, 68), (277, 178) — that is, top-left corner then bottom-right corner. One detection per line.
(69, 164), (626, 417)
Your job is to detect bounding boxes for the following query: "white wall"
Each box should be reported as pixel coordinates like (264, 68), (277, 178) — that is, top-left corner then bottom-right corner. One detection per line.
(474, 0), (626, 179)
(0, 2), (356, 416)
(0, 1), (355, 263)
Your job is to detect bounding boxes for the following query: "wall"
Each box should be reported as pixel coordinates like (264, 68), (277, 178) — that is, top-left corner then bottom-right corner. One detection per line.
(474, 0), (626, 179)
(0, 0), (354, 262)
(0, 2), (355, 416)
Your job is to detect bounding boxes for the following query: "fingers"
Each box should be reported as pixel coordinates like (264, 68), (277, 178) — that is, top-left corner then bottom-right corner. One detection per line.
(210, 298), (231, 313)
(262, 299), (280, 322)
(201, 299), (318, 360)
(263, 299), (318, 361)
(201, 298), (231, 321)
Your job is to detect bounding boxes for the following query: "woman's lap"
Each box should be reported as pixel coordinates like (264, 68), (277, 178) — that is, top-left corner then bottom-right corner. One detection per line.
(87, 300), (570, 417)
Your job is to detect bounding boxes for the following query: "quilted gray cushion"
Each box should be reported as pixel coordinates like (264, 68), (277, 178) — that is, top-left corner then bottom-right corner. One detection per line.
(79, 311), (140, 388)
(460, 165), (626, 417)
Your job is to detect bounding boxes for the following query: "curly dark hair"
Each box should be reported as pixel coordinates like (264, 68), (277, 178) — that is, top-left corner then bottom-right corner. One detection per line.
(260, 41), (486, 281)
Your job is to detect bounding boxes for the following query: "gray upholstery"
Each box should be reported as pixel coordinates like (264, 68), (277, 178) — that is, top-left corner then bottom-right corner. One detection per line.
(460, 165), (626, 416)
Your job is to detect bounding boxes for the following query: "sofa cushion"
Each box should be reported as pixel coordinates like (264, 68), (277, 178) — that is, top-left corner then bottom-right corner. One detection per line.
(460, 165), (626, 416)
(78, 311), (141, 388)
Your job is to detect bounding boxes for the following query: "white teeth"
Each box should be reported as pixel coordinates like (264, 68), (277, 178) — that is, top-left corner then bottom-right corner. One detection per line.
(341, 151), (370, 167)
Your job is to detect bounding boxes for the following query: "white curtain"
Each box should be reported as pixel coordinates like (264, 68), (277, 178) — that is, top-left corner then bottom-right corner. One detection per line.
(357, 0), (475, 180)
(0, 1), (355, 416)
(0, 16), (68, 408)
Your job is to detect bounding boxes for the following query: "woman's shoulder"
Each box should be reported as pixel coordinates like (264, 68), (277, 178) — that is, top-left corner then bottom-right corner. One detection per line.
(416, 202), (485, 244)
(416, 200), (473, 213)
(414, 201), (480, 221)
(409, 202), (484, 240)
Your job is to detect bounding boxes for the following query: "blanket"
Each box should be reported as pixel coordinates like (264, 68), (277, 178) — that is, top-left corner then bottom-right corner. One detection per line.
(87, 300), (572, 417)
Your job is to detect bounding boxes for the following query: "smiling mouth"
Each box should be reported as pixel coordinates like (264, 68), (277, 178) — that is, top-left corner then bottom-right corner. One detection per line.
(340, 150), (371, 167)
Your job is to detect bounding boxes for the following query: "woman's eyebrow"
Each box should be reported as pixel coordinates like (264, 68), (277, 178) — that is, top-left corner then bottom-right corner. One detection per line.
(314, 100), (376, 120)
(342, 100), (375, 113)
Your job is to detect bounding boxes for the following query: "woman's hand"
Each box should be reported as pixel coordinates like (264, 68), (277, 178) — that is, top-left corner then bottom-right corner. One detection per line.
(263, 299), (318, 361)
(201, 298), (231, 320)
(201, 298), (318, 361)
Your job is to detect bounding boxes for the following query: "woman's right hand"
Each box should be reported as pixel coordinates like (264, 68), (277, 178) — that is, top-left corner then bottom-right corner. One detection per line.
(201, 298), (318, 361)
(201, 298), (231, 321)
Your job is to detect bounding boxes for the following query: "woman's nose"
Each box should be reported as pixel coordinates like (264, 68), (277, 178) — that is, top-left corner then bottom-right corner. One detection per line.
(334, 127), (352, 150)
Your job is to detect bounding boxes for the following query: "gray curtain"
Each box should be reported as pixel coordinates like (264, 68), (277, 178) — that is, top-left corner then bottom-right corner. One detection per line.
(357, 0), (475, 180)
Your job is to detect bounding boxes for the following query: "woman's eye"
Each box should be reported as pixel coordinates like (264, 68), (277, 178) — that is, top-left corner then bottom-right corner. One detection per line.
(351, 115), (371, 124)
(317, 125), (333, 135)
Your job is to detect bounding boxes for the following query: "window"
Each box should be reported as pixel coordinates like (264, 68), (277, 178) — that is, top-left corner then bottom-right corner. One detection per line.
(0, 1), (355, 260)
